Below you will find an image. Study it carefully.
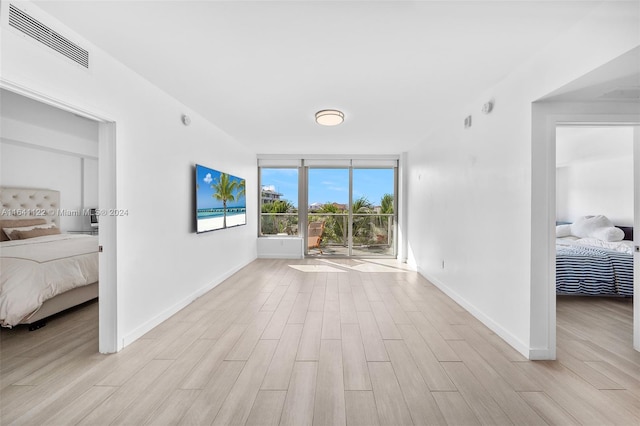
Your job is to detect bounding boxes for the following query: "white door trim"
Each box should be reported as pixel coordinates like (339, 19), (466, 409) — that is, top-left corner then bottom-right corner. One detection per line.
(1, 78), (119, 353)
(634, 126), (639, 351)
(531, 100), (639, 360)
(97, 122), (118, 353)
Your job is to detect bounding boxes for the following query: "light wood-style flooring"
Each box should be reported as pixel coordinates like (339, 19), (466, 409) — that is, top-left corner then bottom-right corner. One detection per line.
(1, 258), (639, 425)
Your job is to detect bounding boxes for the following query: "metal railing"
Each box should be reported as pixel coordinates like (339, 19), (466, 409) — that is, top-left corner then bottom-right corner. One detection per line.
(260, 212), (395, 256)
(260, 212), (299, 236)
(307, 213), (394, 248)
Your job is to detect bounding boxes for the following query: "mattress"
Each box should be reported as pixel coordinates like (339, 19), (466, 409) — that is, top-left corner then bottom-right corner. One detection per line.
(0, 233), (99, 327)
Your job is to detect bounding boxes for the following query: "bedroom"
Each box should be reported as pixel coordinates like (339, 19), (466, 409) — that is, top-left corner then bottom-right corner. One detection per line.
(555, 125), (636, 352)
(0, 89), (100, 331)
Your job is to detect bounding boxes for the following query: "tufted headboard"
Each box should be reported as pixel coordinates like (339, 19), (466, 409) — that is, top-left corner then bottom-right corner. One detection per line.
(0, 187), (60, 227)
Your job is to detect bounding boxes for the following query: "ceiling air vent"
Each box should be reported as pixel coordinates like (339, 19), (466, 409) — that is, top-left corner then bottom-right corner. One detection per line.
(8, 4), (89, 68)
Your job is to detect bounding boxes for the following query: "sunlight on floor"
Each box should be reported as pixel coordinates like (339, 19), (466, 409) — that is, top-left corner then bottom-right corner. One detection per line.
(288, 258), (412, 273)
(288, 264), (347, 273)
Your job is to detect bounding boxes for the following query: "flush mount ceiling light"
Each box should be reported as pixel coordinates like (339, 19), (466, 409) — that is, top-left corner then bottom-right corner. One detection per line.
(315, 109), (344, 126)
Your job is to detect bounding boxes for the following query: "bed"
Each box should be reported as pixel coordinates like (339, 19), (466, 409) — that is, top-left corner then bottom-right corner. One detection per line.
(0, 187), (99, 328)
(556, 216), (634, 297)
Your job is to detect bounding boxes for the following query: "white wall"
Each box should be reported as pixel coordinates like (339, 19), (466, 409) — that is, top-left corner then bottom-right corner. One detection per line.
(556, 126), (634, 226)
(257, 237), (304, 259)
(1, 89), (99, 231)
(406, 2), (639, 358)
(1, 1), (257, 349)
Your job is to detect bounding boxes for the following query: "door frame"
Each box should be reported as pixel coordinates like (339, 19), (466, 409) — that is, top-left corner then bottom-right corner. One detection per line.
(1, 78), (119, 353)
(634, 126), (639, 351)
(304, 165), (351, 257)
(531, 100), (639, 359)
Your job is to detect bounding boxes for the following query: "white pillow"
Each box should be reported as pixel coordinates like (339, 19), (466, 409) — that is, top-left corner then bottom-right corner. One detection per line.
(570, 215), (614, 238)
(591, 226), (624, 242)
(556, 224), (572, 237)
(3, 223), (57, 240)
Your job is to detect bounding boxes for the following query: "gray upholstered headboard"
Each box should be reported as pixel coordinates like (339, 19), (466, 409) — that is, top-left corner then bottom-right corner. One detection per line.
(0, 187), (60, 227)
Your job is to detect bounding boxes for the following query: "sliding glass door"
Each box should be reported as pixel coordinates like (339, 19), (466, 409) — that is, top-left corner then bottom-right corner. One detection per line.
(307, 168), (350, 256)
(305, 163), (396, 257)
(351, 168), (395, 256)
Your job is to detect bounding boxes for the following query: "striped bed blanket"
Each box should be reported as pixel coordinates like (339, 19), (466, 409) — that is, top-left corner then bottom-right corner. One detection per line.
(556, 243), (633, 296)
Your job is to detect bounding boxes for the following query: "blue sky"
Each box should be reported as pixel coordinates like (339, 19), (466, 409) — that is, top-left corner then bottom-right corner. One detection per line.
(261, 168), (394, 208)
(196, 164), (246, 209)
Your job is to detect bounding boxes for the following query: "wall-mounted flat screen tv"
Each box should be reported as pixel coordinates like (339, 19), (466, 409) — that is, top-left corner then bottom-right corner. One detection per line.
(195, 164), (246, 233)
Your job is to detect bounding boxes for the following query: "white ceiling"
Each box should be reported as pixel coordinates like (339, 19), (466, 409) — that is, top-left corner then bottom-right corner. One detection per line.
(33, 1), (608, 154)
(541, 46), (640, 103)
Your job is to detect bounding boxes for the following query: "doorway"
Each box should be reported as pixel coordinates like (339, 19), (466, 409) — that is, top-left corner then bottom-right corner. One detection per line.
(555, 125), (636, 352)
(0, 82), (118, 353)
(530, 104), (639, 360)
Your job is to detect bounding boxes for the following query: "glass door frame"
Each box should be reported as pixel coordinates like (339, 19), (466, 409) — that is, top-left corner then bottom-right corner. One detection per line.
(302, 160), (398, 258)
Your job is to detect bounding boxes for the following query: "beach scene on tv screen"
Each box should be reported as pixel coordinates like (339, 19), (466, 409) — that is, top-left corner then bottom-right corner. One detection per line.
(196, 164), (246, 232)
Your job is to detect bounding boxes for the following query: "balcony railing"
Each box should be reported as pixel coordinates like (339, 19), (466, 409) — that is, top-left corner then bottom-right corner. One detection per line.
(260, 212), (299, 236)
(261, 212), (395, 256)
(308, 213), (394, 249)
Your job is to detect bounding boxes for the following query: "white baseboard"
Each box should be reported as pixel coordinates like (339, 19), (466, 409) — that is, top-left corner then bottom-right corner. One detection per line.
(121, 256), (256, 349)
(417, 267), (532, 360)
(528, 348), (555, 360)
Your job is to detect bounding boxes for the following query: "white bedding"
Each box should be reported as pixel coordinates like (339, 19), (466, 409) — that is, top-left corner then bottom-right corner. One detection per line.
(0, 234), (98, 327)
(556, 236), (633, 254)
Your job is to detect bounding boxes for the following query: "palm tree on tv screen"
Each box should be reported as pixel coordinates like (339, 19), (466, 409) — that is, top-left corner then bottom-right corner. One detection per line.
(212, 173), (237, 228)
(237, 179), (246, 200)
